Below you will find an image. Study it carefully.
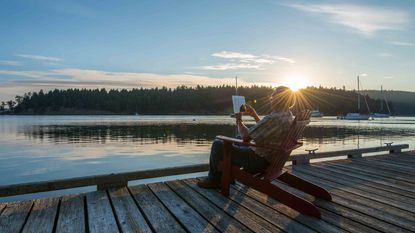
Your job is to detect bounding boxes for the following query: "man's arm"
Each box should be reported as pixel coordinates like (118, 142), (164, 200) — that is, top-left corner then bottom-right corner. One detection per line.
(236, 118), (250, 141)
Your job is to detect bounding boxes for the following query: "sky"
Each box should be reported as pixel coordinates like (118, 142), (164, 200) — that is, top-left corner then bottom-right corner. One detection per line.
(1, 0), (415, 101)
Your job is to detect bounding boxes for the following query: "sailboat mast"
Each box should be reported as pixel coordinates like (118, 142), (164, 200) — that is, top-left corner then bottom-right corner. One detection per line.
(235, 76), (238, 95)
(357, 76), (360, 111)
(380, 85), (384, 112)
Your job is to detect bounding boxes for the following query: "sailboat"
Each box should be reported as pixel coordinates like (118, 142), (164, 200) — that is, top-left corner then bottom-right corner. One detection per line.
(338, 75), (371, 120)
(371, 85), (391, 118)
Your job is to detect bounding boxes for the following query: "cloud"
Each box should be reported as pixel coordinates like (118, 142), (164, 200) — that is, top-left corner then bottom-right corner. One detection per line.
(202, 63), (262, 70)
(17, 54), (63, 62)
(206, 51), (295, 71)
(0, 68), (272, 100)
(212, 51), (257, 59)
(377, 52), (393, 58)
(389, 41), (414, 47)
(286, 3), (410, 36)
(0, 60), (21, 66)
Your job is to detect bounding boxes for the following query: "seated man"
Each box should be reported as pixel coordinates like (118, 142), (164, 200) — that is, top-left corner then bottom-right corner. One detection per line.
(198, 86), (295, 189)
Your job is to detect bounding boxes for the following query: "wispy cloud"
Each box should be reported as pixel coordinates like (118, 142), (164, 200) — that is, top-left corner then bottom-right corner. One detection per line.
(389, 41), (414, 47)
(0, 60), (21, 66)
(204, 51), (295, 71)
(377, 52), (393, 58)
(286, 3), (410, 36)
(202, 63), (262, 70)
(212, 51), (257, 59)
(0, 68), (272, 100)
(17, 54), (63, 62)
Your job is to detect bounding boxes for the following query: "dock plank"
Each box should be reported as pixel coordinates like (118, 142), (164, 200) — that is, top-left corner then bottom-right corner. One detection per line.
(148, 182), (218, 233)
(21, 198), (59, 233)
(290, 168), (415, 232)
(315, 162), (415, 190)
(129, 185), (185, 233)
(352, 157), (415, 175)
(108, 187), (152, 233)
(352, 159), (415, 177)
(230, 185), (345, 233)
(56, 195), (85, 233)
(184, 179), (282, 233)
(235, 182), (386, 233)
(0, 201), (32, 233)
(86, 190), (119, 233)
(293, 164), (415, 210)
(166, 180), (252, 233)
(0, 203), (5, 214)
(311, 163), (415, 197)
(325, 160), (415, 184)
(218, 183), (318, 232)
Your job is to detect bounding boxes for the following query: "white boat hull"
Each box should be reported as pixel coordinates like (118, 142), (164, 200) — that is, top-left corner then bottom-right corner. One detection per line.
(371, 113), (390, 118)
(338, 113), (371, 120)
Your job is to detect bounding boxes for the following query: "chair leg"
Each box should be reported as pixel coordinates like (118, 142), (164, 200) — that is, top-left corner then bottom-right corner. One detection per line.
(233, 167), (321, 218)
(277, 172), (332, 200)
(218, 141), (232, 197)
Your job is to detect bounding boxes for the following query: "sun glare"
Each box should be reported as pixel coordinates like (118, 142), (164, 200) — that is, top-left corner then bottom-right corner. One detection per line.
(282, 75), (308, 91)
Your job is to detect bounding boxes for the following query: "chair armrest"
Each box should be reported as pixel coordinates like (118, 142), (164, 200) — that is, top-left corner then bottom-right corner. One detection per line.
(215, 135), (280, 150)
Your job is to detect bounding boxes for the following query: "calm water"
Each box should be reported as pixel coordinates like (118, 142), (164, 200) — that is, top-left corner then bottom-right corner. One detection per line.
(1, 115), (414, 201)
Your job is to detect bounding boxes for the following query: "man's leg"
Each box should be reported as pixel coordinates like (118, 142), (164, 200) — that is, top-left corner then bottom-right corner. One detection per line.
(198, 139), (268, 189)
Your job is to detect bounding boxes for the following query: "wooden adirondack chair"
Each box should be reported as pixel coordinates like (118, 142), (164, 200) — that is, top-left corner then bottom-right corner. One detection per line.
(216, 110), (331, 218)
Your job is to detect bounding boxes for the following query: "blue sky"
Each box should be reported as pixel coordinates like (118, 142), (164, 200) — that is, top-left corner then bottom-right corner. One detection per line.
(1, 0), (415, 101)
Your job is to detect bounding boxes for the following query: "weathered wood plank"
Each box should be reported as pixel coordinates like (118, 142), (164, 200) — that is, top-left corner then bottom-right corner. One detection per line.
(299, 163), (415, 199)
(148, 182), (218, 233)
(196, 180), (317, 233)
(166, 180), (252, 233)
(0, 201), (32, 233)
(229, 185), (344, 233)
(56, 195), (85, 233)
(290, 168), (415, 232)
(293, 164), (415, 210)
(361, 158), (415, 172)
(0, 203), (5, 214)
(21, 198), (59, 233)
(234, 182), (383, 233)
(86, 191), (119, 233)
(108, 187), (152, 233)
(311, 163), (415, 196)
(325, 159), (415, 184)
(129, 185), (185, 233)
(184, 179), (283, 233)
(318, 161), (415, 189)
(0, 164), (209, 197)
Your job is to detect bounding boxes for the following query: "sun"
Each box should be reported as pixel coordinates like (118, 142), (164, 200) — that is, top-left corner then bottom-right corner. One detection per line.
(282, 74), (308, 91)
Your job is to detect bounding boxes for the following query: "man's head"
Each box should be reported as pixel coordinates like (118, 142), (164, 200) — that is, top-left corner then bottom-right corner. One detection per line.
(270, 86), (295, 112)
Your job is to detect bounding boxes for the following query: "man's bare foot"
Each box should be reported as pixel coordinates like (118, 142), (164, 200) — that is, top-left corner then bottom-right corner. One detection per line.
(197, 178), (220, 189)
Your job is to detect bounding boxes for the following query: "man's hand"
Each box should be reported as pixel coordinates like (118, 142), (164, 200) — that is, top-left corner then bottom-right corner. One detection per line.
(243, 104), (260, 122)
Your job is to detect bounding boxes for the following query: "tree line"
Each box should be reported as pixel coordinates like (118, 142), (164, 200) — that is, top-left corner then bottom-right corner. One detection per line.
(2, 85), (393, 115)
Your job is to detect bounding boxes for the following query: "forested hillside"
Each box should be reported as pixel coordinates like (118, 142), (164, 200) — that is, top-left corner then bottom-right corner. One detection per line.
(2, 85), (402, 115)
(363, 90), (415, 115)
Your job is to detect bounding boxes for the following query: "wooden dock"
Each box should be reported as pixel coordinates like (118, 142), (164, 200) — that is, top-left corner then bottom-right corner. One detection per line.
(1, 148), (415, 232)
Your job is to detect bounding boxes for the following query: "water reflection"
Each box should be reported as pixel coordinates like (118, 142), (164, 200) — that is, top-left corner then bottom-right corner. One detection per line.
(0, 115), (414, 193)
(21, 123), (414, 147)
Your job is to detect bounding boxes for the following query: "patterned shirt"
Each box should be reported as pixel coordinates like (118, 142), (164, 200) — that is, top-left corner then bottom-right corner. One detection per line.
(248, 111), (294, 162)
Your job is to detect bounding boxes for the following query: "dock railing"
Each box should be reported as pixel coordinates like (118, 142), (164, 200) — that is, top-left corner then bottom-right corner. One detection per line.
(0, 143), (409, 198)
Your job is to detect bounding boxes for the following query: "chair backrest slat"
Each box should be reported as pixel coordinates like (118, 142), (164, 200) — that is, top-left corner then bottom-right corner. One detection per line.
(264, 110), (311, 181)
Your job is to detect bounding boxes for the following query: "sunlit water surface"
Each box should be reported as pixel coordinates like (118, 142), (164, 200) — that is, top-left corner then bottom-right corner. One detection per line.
(1, 115), (414, 201)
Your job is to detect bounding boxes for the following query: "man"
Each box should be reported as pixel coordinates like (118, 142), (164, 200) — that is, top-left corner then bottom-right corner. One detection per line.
(198, 86), (295, 189)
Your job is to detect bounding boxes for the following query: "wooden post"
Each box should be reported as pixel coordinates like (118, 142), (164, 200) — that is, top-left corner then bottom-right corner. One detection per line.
(347, 153), (362, 159)
(292, 158), (310, 165)
(97, 181), (128, 190)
